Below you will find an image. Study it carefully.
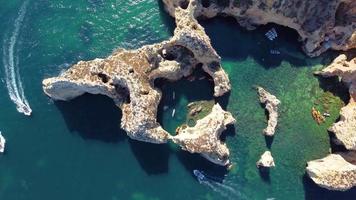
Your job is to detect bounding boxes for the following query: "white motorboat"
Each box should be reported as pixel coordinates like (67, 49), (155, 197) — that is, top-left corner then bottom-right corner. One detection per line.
(193, 170), (206, 183)
(171, 109), (176, 117)
(0, 132), (6, 153)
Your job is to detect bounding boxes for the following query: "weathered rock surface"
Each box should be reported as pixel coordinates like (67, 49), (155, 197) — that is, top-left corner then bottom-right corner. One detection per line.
(172, 104), (235, 166)
(257, 87), (280, 136)
(315, 54), (356, 150)
(43, 3), (230, 144)
(307, 54), (356, 191)
(306, 152), (356, 191)
(256, 151), (275, 168)
(163, 0), (356, 57)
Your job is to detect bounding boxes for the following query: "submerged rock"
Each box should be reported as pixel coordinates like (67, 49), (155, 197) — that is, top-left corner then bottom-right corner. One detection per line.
(172, 104), (235, 166)
(257, 87), (281, 136)
(256, 151), (275, 168)
(306, 152), (356, 191)
(163, 0), (356, 57)
(42, 3), (231, 144)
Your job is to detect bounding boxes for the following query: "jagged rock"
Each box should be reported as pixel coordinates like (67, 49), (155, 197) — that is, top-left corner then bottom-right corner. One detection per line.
(307, 54), (356, 191)
(329, 103), (356, 150)
(256, 151), (275, 168)
(306, 152), (356, 191)
(315, 54), (356, 150)
(257, 87), (280, 136)
(43, 3), (231, 144)
(172, 104), (235, 166)
(163, 0), (356, 57)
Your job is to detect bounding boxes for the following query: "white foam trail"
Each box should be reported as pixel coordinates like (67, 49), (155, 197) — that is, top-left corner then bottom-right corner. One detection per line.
(198, 174), (245, 200)
(2, 0), (32, 116)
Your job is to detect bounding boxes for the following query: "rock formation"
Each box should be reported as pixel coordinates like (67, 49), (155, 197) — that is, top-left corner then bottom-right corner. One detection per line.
(173, 104), (235, 166)
(257, 87), (280, 136)
(315, 54), (356, 150)
(163, 0), (356, 57)
(308, 54), (356, 191)
(256, 151), (275, 168)
(43, 2), (231, 145)
(306, 152), (356, 191)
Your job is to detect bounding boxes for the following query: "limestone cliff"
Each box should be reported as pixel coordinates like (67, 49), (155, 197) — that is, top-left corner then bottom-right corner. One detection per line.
(315, 54), (356, 150)
(306, 152), (356, 191)
(172, 104), (236, 166)
(257, 87), (280, 136)
(163, 0), (356, 57)
(308, 54), (356, 191)
(43, 3), (230, 144)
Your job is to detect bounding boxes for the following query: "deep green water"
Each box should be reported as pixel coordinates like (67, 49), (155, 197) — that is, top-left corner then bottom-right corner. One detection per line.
(0, 0), (355, 199)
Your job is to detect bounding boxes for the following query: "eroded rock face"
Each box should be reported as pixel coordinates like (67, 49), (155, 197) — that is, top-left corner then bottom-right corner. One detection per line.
(257, 87), (280, 136)
(172, 104), (236, 166)
(163, 0), (356, 57)
(43, 3), (231, 144)
(315, 54), (356, 150)
(307, 54), (356, 191)
(256, 151), (275, 168)
(306, 152), (356, 191)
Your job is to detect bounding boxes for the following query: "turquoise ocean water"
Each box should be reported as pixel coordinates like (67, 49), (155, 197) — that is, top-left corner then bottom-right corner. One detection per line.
(0, 0), (355, 199)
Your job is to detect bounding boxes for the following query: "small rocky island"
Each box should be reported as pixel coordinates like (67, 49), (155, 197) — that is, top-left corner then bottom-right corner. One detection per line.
(256, 87), (280, 136)
(43, 1), (233, 166)
(256, 151), (275, 168)
(43, 0), (355, 191)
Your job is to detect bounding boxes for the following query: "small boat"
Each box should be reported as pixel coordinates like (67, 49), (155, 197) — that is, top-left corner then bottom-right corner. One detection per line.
(163, 105), (169, 111)
(171, 109), (176, 117)
(0, 132), (6, 153)
(19, 104), (32, 116)
(270, 49), (281, 55)
(323, 112), (331, 117)
(193, 170), (206, 183)
(172, 91), (176, 100)
(265, 28), (278, 41)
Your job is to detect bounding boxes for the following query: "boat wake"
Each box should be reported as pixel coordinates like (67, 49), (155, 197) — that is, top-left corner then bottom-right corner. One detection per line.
(193, 170), (246, 200)
(2, 0), (32, 116)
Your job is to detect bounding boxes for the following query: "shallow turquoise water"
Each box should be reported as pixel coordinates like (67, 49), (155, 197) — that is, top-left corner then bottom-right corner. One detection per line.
(0, 1), (355, 199)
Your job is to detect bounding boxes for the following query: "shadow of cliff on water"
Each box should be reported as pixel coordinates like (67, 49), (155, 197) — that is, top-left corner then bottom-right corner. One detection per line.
(177, 150), (229, 182)
(302, 174), (356, 200)
(199, 17), (339, 69)
(55, 94), (126, 143)
(128, 139), (170, 175)
(316, 76), (350, 105)
(55, 93), (171, 175)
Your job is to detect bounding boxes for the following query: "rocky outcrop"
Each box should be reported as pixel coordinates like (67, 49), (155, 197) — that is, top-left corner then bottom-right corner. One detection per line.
(257, 87), (280, 136)
(256, 151), (275, 168)
(43, 3), (230, 144)
(172, 104), (235, 166)
(163, 0), (356, 57)
(306, 152), (356, 191)
(315, 54), (356, 150)
(307, 54), (356, 191)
